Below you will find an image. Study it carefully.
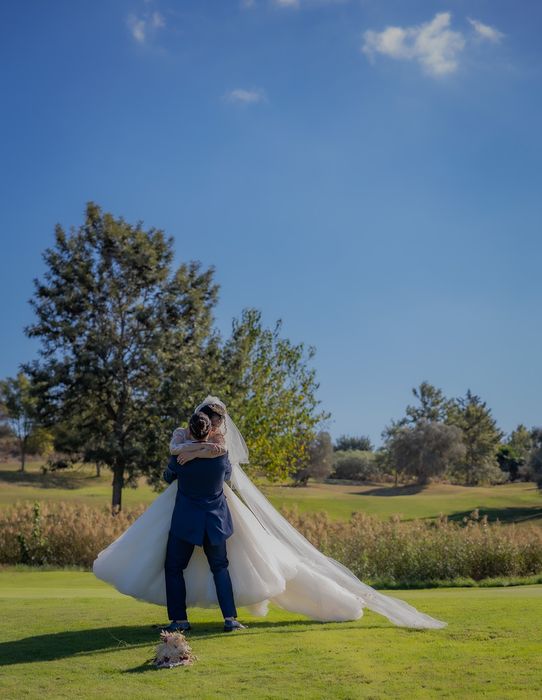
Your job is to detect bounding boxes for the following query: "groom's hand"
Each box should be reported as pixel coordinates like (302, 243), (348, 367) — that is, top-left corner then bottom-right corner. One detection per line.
(163, 466), (177, 484)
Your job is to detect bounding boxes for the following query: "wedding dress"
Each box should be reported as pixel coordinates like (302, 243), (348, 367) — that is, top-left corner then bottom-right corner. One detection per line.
(93, 396), (446, 629)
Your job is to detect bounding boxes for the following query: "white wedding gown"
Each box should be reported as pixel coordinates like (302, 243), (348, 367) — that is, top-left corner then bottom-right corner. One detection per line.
(93, 467), (446, 628)
(93, 398), (446, 629)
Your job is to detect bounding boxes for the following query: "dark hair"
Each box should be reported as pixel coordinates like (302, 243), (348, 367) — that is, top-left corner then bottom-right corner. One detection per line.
(199, 403), (226, 427)
(189, 411), (212, 440)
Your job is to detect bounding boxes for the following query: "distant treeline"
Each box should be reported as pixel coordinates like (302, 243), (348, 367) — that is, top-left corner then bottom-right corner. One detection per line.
(294, 382), (542, 488)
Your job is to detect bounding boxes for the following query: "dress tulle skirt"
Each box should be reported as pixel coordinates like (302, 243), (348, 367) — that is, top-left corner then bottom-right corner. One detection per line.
(93, 479), (446, 628)
(94, 483), (361, 620)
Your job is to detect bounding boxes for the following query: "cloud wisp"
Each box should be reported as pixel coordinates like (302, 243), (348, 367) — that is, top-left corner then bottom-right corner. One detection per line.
(224, 88), (267, 105)
(362, 12), (466, 77)
(127, 10), (165, 44)
(468, 17), (505, 43)
(362, 12), (504, 78)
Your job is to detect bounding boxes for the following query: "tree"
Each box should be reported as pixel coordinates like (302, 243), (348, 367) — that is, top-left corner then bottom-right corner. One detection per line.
(446, 390), (504, 485)
(26, 427), (55, 459)
(219, 309), (329, 481)
(293, 431), (333, 485)
(496, 444), (523, 482)
(0, 372), (38, 471)
(24, 202), (219, 512)
(387, 421), (466, 485)
(505, 424), (535, 481)
(529, 428), (542, 489)
(405, 381), (452, 425)
(380, 381), (452, 484)
(334, 435), (373, 452)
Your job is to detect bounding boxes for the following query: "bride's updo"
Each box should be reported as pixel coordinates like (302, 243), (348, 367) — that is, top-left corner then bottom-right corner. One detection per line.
(189, 411), (212, 440)
(199, 402), (226, 429)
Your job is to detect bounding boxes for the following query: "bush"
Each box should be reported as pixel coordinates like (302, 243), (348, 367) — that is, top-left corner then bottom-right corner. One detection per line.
(1, 501), (541, 586)
(0, 500), (145, 567)
(332, 450), (381, 481)
(281, 507), (542, 586)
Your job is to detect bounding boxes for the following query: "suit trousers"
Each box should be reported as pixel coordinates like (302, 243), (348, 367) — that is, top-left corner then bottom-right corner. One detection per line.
(164, 530), (237, 621)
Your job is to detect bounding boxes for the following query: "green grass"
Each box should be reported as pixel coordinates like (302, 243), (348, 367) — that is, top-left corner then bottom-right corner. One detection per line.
(2, 460), (541, 526)
(264, 481), (542, 525)
(0, 570), (540, 699)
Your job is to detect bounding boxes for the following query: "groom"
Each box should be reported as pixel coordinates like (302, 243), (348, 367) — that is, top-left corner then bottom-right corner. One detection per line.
(162, 411), (246, 633)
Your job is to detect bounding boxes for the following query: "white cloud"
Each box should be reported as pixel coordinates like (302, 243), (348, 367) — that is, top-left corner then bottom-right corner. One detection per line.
(225, 88), (267, 104)
(468, 17), (504, 43)
(127, 11), (166, 44)
(240, 0), (256, 8)
(151, 11), (165, 29)
(274, 0), (300, 6)
(127, 15), (146, 43)
(362, 12), (466, 77)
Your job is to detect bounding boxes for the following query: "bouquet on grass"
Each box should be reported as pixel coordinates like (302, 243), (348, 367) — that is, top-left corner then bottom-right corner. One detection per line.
(153, 630), (197, 668)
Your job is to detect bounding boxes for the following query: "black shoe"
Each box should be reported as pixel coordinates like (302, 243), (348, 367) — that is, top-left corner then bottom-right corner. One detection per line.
(223, 619), (247, 632)
(161, 620), (192, 633)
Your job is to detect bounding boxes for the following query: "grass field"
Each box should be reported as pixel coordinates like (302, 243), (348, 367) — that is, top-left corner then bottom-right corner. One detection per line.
(0, 569), (540, 699)
(2, 460), (541, 526)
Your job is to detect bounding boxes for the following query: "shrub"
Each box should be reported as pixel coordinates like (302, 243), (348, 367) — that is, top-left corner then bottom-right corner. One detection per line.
(1, 501), (541, 586)
(0, 500), (145, 567)
(281, 507), (542, 586)
(332, 450), (381, 481)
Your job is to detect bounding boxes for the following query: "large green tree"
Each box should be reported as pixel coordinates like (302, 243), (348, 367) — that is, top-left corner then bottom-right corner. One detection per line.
(24, 203), (219, 511)
(446, 389), (504, 485)
(219, 309), (329, 481)
(24, 204), (328, 506)
(387, 421), (465, 485)
(381, 381), (455, 484)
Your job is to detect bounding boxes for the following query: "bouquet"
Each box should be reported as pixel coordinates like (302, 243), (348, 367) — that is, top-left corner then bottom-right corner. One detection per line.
(152, 630), (197, 668)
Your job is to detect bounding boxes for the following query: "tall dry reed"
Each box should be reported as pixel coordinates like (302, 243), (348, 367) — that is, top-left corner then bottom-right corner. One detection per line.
(281, 507), (542, 584)
(1, 501), (541, 584)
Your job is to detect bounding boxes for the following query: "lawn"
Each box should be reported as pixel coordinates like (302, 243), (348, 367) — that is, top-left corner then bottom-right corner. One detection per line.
(0, 569), (540, 699)
(1, 460), (541, 526)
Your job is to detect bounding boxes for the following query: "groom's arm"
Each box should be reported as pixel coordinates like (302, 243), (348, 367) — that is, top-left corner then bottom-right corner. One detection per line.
(163, 455), (181, 483)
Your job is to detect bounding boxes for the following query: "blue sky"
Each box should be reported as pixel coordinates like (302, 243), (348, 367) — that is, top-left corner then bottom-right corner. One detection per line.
(1, 1), (541, 446)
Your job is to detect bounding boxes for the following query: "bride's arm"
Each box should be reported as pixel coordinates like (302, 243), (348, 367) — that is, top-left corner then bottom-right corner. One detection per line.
(170, 428), (226, 457)
(176, 432), (227, 464)
(169, 427), (189, 455)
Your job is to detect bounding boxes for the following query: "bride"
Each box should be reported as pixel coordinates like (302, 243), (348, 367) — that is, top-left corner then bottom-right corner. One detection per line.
(93, 396), (446, 629)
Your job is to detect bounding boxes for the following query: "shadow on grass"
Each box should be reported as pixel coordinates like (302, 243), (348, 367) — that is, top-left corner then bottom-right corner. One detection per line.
(0, 468), (86, 490)
(446, 506), (542, 525)
(0, 618), (385, 668)
(350, 484), (429, 497)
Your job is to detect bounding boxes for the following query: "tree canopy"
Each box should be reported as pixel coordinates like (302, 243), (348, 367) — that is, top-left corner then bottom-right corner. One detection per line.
(23, 203), (327, 509)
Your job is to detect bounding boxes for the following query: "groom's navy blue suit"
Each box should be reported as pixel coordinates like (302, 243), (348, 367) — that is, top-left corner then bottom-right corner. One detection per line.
(163, 453), (237, 621)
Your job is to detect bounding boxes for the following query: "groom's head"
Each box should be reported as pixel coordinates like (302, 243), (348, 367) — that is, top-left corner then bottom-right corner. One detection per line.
(189, 411), (212, 440)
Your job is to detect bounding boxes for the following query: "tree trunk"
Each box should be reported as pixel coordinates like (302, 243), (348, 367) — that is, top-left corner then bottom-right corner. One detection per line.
(96, 462), (101, 477)
(111, 465), (124, 514)
(19, 439), (26, 472)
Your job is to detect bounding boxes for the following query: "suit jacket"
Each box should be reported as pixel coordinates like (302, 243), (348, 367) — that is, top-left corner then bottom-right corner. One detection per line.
(163, 453), (233, 546)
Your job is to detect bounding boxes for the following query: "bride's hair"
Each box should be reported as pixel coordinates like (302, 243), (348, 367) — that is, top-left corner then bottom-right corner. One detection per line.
(189, 411), (212, 440)
(199, 402), (226, 428)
